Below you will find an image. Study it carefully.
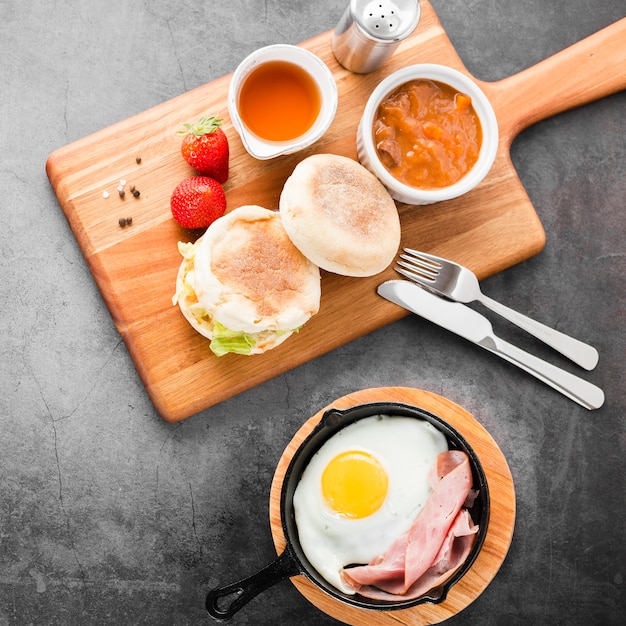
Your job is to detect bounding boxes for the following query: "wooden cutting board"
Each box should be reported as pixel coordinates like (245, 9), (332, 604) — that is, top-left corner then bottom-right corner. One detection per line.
(45, 2), (626, 422)
(269, 387), (516, 625)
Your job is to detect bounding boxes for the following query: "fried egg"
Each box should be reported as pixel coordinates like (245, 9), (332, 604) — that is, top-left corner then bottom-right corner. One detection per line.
(293, 415), (448, 594)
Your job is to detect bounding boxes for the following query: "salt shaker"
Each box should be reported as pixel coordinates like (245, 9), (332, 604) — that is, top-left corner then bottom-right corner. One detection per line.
(332, 0), (421, 74)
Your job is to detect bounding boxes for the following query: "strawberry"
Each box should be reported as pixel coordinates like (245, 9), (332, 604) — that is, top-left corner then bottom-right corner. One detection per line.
(179, 116), (229, 183)
(170, 176), (226, 230)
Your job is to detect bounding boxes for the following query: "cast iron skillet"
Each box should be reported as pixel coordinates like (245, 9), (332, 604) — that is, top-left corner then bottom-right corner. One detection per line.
(206, 401), (490, 621)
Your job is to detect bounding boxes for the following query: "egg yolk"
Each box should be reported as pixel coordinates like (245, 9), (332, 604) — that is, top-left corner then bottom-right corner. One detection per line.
(321, 450), (388, 519)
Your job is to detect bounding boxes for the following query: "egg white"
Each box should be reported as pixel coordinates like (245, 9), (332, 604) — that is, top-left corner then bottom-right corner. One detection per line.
(293, 415), (448, 594)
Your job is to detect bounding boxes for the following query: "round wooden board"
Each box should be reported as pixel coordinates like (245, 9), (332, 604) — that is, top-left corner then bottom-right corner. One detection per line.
(269, 387), (516, 625)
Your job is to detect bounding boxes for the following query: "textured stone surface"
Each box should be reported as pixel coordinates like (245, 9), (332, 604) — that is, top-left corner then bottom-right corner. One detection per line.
(1, 0), (624, 624)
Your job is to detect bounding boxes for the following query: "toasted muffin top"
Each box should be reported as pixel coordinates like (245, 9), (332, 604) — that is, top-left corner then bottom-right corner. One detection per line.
(191, 205), (320, 333)
(279, 154), (401, 277)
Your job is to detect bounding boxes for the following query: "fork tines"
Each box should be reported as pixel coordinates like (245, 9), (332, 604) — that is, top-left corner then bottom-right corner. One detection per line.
(395, 248), (442, 283)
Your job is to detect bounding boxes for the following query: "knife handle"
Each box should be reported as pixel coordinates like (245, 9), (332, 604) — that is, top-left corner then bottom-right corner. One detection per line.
(491, 337), (605, 410)
(480, 293), (599, 370)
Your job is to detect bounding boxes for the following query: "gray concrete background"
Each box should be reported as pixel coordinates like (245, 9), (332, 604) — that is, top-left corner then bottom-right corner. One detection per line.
(1, 0), (625, 624)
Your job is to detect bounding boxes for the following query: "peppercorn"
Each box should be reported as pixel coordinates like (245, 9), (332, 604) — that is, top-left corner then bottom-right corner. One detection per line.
(136, 156), (142, 164)
(132, 189), (140, 198)
(118, 217), (133, 227)
(118, 189), (126, 198)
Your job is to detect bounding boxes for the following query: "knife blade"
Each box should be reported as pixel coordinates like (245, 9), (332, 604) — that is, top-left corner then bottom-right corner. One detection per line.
(377, 280), (605, 410)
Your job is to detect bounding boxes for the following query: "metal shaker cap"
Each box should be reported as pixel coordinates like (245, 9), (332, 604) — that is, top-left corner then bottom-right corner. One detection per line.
(333, 0), (421, 73)
(352, 0), (420, 42)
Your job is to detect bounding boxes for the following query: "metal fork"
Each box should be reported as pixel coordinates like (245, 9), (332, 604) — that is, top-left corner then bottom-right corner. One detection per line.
(396, 248), (599, 370)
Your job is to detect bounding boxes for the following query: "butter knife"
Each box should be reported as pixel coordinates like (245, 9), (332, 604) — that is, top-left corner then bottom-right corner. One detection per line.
(377, 280), (605, 410)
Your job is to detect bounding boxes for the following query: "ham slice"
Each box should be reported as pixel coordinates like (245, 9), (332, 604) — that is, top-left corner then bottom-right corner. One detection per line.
(341, 450), (479, 600)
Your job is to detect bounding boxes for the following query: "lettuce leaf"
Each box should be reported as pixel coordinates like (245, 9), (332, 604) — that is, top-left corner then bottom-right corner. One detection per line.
(210, 323), (299, 357)
(210, 323), (257, 357)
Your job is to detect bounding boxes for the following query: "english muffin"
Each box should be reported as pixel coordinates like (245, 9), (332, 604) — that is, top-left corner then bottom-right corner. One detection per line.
(173, 205), (321, 356)
(279, 154), (401, 276)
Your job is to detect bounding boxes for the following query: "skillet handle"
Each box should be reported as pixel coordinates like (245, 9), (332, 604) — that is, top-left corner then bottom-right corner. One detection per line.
(205, 547), (302, 621)
(483, 16), (626, 141)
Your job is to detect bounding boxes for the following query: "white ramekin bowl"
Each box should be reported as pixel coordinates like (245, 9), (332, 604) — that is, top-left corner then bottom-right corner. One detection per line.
(228, 44), (338, 161)
(357, 64), (499, 205)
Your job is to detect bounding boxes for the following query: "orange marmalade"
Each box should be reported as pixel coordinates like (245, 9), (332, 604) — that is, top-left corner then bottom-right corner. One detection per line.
(373, 79), (482, 189)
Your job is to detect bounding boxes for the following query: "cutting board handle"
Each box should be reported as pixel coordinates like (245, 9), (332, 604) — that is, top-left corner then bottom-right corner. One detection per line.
(483, 17), (626, 142)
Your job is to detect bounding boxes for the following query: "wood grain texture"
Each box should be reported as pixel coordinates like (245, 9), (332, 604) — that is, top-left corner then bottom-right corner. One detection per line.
(268, 387), (516, 625)
(45, 1), (626, 421)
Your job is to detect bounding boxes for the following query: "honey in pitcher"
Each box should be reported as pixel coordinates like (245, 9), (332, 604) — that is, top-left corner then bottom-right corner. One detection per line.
(238, 60), (321, 142)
